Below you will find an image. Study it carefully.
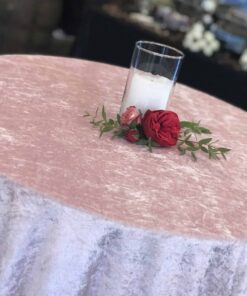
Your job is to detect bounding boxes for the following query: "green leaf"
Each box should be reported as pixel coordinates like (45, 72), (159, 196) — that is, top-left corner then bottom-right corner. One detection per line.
(113, 129), (125, 138)
(208, 147), (219, 159)
(191, 151), (197, 161)
(83, 111), (90, 117)
(200, 146), (209, 153)
(148, 138), (153, 153)
(184, 134), (192, 141)
(135, 139), (149, 146)
(151, 141), (161, 147)
(108, 119), (115, 125)
(93, 120), (103, 126)
(102, 105), (107, 122)
(184, 129), (191, 136)
(218, 147), (231, 153)
(199, 127), (211, 134)
(186, 147), (199, 152)
(129, 121), (138, 129)
(93, 107), (99, 119)
(179, 149), (186, 155)
(117, 114), (121, 125)
(103, 125), (114, 132)
(181, 121), (212, 135)
(221, 152), (227, 160)
(99, 126), (114, 137)
(199, 138), (212, 146)
(180, 121), (196, 129)
(185, 140), (195, 148)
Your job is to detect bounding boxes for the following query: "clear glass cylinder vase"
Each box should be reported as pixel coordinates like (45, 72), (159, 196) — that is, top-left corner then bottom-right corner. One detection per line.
(120, 41), (184, 115)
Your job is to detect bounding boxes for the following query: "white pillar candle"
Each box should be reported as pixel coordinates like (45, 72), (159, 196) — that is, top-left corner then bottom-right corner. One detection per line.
(121, 68), (174, 114)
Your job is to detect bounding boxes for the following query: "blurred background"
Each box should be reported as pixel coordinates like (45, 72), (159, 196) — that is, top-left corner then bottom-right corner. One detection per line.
(0, 0), (246, 109)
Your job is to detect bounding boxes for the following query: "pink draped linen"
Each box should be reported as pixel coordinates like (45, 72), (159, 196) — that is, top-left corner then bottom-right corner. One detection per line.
(0, 55), (246, 296)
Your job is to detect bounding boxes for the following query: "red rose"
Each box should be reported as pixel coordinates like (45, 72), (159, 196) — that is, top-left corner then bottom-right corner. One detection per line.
(142, 110), (180, 147)
(120, 106), (141, 126)
(125, 129), (139, 143)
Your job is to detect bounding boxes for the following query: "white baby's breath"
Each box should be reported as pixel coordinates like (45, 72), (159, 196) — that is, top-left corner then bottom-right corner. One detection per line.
(204, 31), (214, 42)
(183, 22), (220, 57)
(201, 0), (217, 13)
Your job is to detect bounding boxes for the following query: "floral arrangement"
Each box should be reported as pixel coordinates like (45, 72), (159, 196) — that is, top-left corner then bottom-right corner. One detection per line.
(183, 22), (220, 57)
(84, 106), (230, 161)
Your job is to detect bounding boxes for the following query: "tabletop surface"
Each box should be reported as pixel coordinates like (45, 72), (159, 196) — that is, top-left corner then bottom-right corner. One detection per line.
(0, 55), (246, 241)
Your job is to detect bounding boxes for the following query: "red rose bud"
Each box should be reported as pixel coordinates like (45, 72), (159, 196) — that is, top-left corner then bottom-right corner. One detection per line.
(142, 110), (180, 147)
(120, 106), (141, 126)
(125, 129), (140, 143)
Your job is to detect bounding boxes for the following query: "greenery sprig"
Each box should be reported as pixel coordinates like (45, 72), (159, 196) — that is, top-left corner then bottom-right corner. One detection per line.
(178, 121), (230, 161)
(84, 106), (230, 161)
(84, 106), (120, 137)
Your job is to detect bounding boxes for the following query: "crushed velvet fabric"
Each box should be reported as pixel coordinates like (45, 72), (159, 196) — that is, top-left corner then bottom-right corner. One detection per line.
(0, 55), (246, 241)
(0, 55), (247, 296)
(0, 176), (247, 296)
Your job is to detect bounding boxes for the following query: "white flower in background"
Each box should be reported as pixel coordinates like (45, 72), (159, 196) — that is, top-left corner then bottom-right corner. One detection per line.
(201, 0), (217, 13)
(239, 49), (247, 71)
(204, 31), (214, 42)
(202, 14), (213, 25)
(191, 22), (204, 38)
(183, 22), (220, 56)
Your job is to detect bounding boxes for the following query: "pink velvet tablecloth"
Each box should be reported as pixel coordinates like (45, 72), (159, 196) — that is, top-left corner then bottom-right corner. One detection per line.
(0, 55), (247, 296)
